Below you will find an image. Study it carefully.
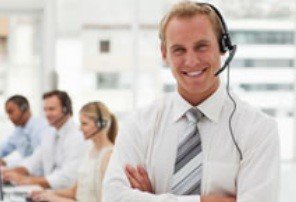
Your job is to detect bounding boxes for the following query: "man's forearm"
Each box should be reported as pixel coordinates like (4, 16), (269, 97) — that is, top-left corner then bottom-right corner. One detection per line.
(9, 167), (29, 175)
(54, 184), (77, 199)
(201, 196), (236, 202)
(0, 158), (6, 166)
(27, 176), (51, 188)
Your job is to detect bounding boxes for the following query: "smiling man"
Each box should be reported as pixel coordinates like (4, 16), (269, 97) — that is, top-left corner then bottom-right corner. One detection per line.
(103, 1), (279, 202)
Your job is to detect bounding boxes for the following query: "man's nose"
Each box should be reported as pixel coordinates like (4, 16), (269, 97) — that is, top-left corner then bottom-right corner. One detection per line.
(184, 51), (200, 68)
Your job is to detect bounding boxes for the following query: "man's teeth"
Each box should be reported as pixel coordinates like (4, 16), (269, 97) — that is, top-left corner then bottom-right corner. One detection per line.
(187, 70), (203, 76)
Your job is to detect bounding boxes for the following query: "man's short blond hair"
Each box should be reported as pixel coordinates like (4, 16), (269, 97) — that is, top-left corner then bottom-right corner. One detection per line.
(159, 1), (224, 48)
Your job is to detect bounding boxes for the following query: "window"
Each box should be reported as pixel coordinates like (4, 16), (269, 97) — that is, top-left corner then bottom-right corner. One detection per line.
(96, 72), (131, 89)
(99, 40), (110, 53)
(232, 59), (294, 68)
(230, 31), (294, 45)
(240, 83), (294, 91)
(261, 108), (276, 117)
(97, 72), (118, 89)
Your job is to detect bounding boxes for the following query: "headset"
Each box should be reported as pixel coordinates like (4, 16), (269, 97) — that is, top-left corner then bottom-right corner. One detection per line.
(60, 92), (71, 115)
(15, 102), (29, 125)
(51, 91), (72, 125)
(19, 102), (29, 113)
(84, 102), (108, 139)
(196, 3), (242, 160)
(93, 102), (108, 130)
(6, 95), (29, 125)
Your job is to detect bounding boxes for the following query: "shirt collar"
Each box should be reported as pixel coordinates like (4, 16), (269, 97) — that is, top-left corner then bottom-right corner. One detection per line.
(21, 116), (34, 134)
(56, 117), (73, 137)
(173, 83), (226, 123)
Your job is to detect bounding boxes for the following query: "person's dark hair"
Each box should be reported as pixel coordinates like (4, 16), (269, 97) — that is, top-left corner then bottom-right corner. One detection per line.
(6, 95), (30, 111)
(43, 90), (73, 115)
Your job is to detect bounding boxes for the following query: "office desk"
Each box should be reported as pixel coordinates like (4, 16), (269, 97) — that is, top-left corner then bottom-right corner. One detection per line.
(1, 185), (41, 202)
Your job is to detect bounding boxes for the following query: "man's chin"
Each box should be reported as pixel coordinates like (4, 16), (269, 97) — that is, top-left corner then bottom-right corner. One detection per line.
(48, 121), (55, 126)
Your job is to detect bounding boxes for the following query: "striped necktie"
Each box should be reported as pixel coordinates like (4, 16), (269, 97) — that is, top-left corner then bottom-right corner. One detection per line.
(171, 107), (203, 195)
(24, 134), (33, 156)
(51, 133), (60, 171)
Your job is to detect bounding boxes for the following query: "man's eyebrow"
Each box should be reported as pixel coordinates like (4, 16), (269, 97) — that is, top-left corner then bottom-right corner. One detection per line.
(195, 39), (211, 44)
(169, 39), (211, 49)
(169, 44), (184, 50)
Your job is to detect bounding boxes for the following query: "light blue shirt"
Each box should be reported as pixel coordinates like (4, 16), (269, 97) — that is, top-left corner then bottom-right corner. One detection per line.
(0, 116), (48, 163)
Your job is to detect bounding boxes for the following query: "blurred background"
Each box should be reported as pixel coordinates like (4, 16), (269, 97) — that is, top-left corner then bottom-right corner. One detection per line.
(0, 0), (295, 201)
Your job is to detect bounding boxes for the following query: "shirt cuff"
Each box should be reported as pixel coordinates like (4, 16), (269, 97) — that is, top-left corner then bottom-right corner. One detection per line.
(45, 174), (58, 189)
(3, 151), (22, 168)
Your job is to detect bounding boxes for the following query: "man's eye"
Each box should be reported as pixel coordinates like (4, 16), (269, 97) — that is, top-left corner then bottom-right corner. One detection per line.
(173, 48), (185, 54)
(197, 44), (208, 51)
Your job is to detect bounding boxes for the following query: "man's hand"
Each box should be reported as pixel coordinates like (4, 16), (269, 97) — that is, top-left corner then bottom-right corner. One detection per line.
(125, 164), (154, 193)
(0, 159), (6, 166)
(30, 190), (58, 202)
(3, 171), (31, 185)
(201, 196), (236, 202)
(124, 165), (236, 202)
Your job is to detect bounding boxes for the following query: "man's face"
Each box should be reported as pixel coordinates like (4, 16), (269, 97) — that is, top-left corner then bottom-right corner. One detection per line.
(162, 14), (221, 103)
(5, 101), (22, 125)
(43, 96), (64, 126)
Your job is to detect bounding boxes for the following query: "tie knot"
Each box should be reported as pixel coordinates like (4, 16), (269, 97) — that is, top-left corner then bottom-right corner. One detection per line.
(186, 108), (202, 123)
(55, 133), (60, 142)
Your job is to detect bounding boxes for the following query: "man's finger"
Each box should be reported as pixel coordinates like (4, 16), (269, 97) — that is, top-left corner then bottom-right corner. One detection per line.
(126, 165), (142, 183)
(137, 165), (153, 193)
(125, 166), (142, 189)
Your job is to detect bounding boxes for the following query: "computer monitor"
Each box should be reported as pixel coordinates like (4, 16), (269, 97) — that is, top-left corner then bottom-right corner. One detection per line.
(0, 168), (4, 201)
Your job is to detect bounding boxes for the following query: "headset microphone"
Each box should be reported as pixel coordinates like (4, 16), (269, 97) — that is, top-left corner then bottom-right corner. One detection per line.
(86, 128), (101, 139)
(51, 107), (68, 126)
(214, 45), (237, 77)
(15, 103), (28, 126)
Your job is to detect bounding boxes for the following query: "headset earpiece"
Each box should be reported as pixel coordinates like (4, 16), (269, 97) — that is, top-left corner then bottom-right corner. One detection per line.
(220, 33), (234, 53)
(62, 106), (68, 114)
(19, 103), (28, 112)
(93, 102), (107, 130)
(97, 119), (107, 129)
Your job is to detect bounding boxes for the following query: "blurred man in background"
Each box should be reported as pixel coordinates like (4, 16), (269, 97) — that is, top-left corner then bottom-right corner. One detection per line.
(3, 90), (85, 189)
(0, 95), (48, 168)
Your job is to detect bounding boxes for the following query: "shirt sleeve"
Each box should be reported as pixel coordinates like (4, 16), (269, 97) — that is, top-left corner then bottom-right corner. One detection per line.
(103, 114), (201, 202)
(2, 151), (22, 168)
(21, 146), (43, 175)
(0, 130), (18, 158)
(237, 118), (280, 202)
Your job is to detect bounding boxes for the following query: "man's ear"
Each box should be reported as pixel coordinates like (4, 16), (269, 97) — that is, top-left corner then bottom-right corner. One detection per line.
(161, 44), (168, 66)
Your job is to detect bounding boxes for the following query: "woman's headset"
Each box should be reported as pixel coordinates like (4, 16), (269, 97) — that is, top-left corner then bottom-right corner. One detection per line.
(93, 102), (108, 130)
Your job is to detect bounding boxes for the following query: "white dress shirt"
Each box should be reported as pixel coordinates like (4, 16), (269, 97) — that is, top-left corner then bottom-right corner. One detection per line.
(22, 118), (85, 189)
(103, 84), (280, 202)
